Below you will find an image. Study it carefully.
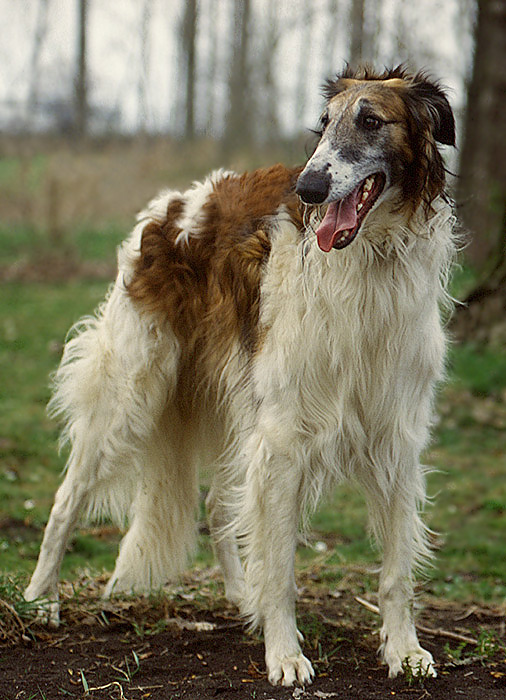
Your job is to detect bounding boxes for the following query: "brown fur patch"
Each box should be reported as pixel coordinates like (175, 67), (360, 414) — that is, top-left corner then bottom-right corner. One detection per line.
(127, 164), (302, 405)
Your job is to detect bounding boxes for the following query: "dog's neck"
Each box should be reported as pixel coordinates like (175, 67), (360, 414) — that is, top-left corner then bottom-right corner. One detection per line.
(295, 194), (455, 321)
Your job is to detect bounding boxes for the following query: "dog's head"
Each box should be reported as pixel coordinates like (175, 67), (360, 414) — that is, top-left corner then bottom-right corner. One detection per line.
(296, 66), (455, 252)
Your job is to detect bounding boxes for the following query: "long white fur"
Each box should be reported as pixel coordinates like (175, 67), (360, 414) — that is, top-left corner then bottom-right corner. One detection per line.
(236, 198), (455, 683)
(174, 169), (237, 245)
(25, 169), (456, 684)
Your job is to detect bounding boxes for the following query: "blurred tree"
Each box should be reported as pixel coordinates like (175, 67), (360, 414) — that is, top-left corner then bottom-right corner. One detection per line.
(75, 0), (88, 137)
(224, 0), (252, 152)
(26, 0), (50, 128)
(257, 2), (280, 144)
(349, 0), (375, 66)
(454, 0), (506, 344)
(349, 0), (365, 65)
(296, 2), (314, 125)
(205, 0), (219, 134)
(392, 0), (409, 63)
(181, 0), (198, 140)
(324, 0), (340, 75)
(457, 0), (506, 268)
(138, 0), (152, 133)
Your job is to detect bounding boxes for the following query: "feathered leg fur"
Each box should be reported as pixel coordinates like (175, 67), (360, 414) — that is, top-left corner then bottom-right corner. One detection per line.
(24, 282), (197, 619)
(206, 479), (245, 606)
(239, 432), (315, 686)
(360, 458), (435, 677)
(104, 409), (199, 597)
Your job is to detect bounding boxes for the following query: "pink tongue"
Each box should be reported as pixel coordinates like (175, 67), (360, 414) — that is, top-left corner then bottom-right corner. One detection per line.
(315, 184), (361, 252)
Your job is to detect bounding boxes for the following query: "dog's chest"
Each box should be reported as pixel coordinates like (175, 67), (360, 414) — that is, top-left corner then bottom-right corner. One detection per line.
(255, 242), (444, 448)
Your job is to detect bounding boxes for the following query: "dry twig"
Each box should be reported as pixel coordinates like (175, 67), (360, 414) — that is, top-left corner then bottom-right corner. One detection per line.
(354, 596), (478, 646)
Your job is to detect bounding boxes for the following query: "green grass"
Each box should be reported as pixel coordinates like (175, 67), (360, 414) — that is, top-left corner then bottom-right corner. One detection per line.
(1, 273), (505, 602)
(0, 223), (125, 266)
(448, 343), (506, 397)
(0, 280), (118, 577)
(0, 153), (48, 191)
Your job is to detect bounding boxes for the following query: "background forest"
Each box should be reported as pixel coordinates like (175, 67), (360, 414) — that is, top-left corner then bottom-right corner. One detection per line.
(0, 0), (504, 320)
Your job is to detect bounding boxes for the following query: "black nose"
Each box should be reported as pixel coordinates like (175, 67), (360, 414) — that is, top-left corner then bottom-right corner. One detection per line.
(295, 169), (331, 204)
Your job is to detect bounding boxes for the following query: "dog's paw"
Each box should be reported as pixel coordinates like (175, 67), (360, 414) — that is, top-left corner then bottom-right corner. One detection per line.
(385, 646), (436, 679)
(224, 580), (245, 608)
(266, 652), (315, 686)
(24, 591), (60, 628)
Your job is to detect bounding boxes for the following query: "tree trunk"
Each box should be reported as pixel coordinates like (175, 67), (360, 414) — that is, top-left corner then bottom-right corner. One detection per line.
(325, 0), (340, 76)
(75, 0), (88, 138)
(205, 0), (219, 134)
(452, 0), (506, 344)
(295, 3), (314, 125)
(456, 0), (506, 269)
(26, 0), (50, 128)
(223, 0), (252, 153)
(453, 252), (506, 345)
(137, 0), (152, 133)
(258, 2), (280, 144)
(181, 0), (198, 140)
(349, 0), (365, 66)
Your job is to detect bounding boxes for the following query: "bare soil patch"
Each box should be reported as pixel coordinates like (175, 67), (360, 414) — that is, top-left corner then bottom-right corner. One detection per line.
(1, 573), (505, 700)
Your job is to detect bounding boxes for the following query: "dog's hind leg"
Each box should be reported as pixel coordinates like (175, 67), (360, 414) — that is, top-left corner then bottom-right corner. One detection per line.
(104, 411), (199, 597)
(362, 465), (436, 678)
(23, 465), (90, 626)
(206, 479), (245, 606)
(25, 283), (179, 623)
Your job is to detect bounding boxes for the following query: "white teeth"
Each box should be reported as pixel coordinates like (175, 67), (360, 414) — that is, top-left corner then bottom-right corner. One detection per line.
(364, 176), (374, 191)
(357, 175), (376, 212)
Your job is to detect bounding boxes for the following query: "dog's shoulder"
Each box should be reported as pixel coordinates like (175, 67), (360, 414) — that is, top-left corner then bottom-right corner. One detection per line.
(205, 164), (303, 235)
(130, 163), (303, 264)
(125, 164), (303, 347)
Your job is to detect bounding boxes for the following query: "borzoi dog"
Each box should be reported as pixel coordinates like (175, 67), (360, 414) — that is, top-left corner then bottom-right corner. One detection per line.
(25, 66), (456, 686)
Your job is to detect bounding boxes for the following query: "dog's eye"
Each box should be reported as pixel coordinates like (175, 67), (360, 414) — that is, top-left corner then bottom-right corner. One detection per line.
(362, 115), (383, 131)
(316, 113), (330, 135)
(312, 113), (330, 139)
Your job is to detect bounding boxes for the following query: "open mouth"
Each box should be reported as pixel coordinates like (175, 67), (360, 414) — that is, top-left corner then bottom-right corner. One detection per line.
(315, 173), (386, 252)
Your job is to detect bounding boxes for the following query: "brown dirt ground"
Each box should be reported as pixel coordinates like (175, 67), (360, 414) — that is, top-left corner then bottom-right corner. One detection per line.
(1, 572), (505, 700)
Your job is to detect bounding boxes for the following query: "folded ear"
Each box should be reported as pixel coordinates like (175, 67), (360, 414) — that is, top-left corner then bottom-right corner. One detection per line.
(409, 75), (456, 146)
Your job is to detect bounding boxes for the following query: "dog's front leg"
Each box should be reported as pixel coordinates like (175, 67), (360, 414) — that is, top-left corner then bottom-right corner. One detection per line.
(240, 435), (314, 686)
(365, 473), (436, 678)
